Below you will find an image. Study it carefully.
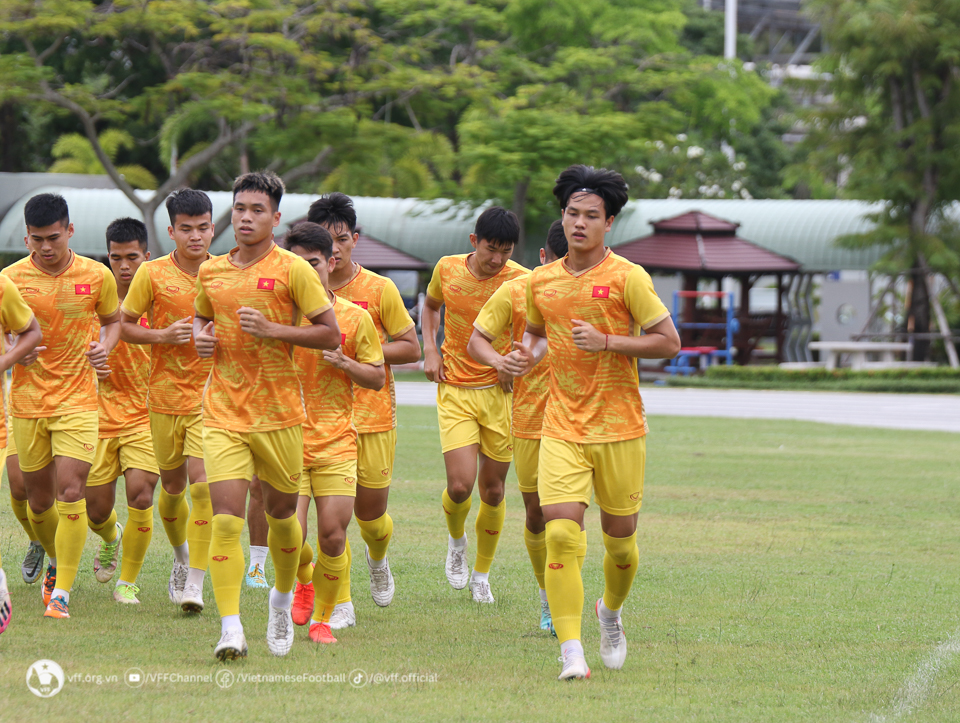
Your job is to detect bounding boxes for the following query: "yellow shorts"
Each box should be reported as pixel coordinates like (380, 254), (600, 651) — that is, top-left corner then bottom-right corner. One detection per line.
(356, 428), (397, 489)
(436, 383), (512, 462)
(298, 459), (358, 498)
(88, 429), (160, 487)
(513, 436), (541, 494)
(12, 411), (99, 473)
(203, 425), (303, 494)
(539, 435), (646, 515)
(7, 432), (16, 456)
(150, 411), (203, 470)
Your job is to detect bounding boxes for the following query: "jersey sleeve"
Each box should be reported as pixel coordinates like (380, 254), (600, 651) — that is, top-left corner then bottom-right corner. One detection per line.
(289, 257), (332, 319)
(194, 275), (215, 319)
(354, 311), (385, 366)
(624, 266), (670, 330)
(0, 278), (34, 333)
(473, 281), (515, 340)
(425, 261), (444, 302)
(96, 266), (120, 317)
(121, 264), (154, 318)
(525, 274), (545, 327)
(379, 279), (415, 337)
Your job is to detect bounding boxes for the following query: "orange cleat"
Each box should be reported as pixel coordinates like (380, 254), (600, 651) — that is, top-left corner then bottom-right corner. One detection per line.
(41, 564), (56, 606)
(308, 621), (337, 644)
(43, 595), (70, 619)
(292, 582), (315, 626)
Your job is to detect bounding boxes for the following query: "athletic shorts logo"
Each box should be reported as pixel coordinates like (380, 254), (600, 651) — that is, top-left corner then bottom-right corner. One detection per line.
(592, 286), (610, 299)
(323, 573), (339, 581)
(257, 278), (275, 291)
(548, 562), (563, 570)
(354, 300), (369, 309)
(75, 284), (91, 295)
(82, 443), (94, 451)
(484, 529), (499, 535)
(194, 519), (208, 525)
(344, 477), (355, 486)
(137, 526), (151, 533)
(543, 289), (557, 297)
(67, 514), (80, 521)
(290, 472), (301, 482)
(166, 285), (180, 293)
(616, 563), (631, 570)
(629, 492), (641, 501)
(280, 547), (297, 554)
(381, 468), (389, 476)
(212, 555), (228, 562)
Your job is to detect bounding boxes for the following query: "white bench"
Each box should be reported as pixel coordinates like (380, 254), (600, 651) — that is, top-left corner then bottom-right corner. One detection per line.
(808, 341), (913, 371)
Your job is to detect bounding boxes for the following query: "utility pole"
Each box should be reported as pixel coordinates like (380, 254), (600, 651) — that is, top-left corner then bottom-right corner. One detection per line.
(724, 0), (737, 59)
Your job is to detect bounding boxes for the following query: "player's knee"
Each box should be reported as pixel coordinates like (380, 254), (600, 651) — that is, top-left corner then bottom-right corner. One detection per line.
(525, 506), (545, 533)
(446, 481), (473, 503)
(545, 518), (580, 556)
(128, 487), (154, 510)
(602, 531), (637, 563)
(318, 529), (346, 558)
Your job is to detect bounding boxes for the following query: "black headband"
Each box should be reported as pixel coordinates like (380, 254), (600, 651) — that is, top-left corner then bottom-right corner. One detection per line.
(572, 187), (599, 196)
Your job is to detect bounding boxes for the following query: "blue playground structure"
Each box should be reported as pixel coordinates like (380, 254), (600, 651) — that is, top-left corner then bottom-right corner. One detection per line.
(664, 290), (740, 375)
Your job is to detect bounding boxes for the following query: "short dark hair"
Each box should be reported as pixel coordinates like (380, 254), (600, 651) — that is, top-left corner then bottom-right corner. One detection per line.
(307, 192), (357, 234)
(233, 171), (284, 211)
(166, 189), (213, 225)
(553, 165), (629, 218)
(545, 219), (567, 261)
(474, 206), (519, 248)
(105, 217), (148, 253)
(284, 222), (333, 259)
(24, 193), (69, 229)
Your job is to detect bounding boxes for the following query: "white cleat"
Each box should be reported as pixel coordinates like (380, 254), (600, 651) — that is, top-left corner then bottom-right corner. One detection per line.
(168, 561), (188, 604)
(180, 583), (204, 613)
(596, 599), (627, 669)
(558, 652), (591, 681)
(328, 601), (356, 630)
(445, 537), (468, 590)
(266, 605), (295, 657)
(469, 578), (495, 604)
(215, 629), (248, 661)
(366, 547), (395, 607)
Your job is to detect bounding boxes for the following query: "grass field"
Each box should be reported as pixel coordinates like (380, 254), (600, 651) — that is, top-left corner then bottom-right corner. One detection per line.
(1, 406), (959, 721)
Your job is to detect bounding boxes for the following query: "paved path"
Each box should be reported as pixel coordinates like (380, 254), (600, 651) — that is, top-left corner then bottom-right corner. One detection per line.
(395, 383), (960, 433)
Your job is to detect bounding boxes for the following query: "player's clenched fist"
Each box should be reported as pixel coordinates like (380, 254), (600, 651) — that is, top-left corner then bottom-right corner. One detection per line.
(85, 340), (109, 368)
(238, 306), (276, 338)
(571, 319), (605, 353)
(196, 321), (218, 358)
(161, 317), (194, 345)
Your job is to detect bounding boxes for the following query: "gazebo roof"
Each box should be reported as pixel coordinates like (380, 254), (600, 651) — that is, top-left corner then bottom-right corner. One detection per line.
(616, 210), (800, 275)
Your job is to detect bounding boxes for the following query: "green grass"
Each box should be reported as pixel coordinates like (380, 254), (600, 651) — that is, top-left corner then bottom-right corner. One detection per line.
(2, 408), (960, 721)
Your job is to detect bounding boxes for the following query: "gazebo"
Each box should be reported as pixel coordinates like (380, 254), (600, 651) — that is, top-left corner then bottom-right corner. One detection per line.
(615, 210), (800, 364)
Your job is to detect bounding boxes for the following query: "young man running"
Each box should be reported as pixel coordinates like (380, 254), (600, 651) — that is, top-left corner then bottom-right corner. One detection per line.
(285, 222), (385, 643)
(468, 219), (582, 631)
(193, 171), (340, 660)
(306, 193), (420, 626)
(504, 165), (680, 680)
(3, 193), (120, 620)
(121, 189), (215, 612)
(0, 276), (43, 634)
(86, 218), (161, 604)
(421, 206), (527, 603)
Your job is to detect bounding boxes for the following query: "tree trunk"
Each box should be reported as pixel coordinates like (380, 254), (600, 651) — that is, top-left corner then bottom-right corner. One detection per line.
(907, 263), (931, 360)
(511, 177), (529, 264)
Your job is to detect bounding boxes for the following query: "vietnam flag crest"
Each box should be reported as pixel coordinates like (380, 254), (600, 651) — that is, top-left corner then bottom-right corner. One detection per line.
(355, 300), (369, 309)
(75, 284), (91, 295)
(592, 286), (610, 299)
(257, 278), (275, 291)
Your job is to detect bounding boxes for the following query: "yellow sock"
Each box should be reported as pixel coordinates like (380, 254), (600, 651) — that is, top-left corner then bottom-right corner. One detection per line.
(55, 500), (88, 593)
(119, 506), (153, 585)
(357, 513), (393, 561)
(187, 482), (212, 570)
(602, 531), (639, 611)
(524, 526), (547, 590)
(578, 529), (587, 570)
(545, 518), (583, 643)
(473, 500), (505, 574)
(336, 538), (352, 604)
(10, 496), (38, 541)
(209, 514), (245, 617)
(88, 508), (118, 542)
(312, 549), (348, 623)
(158, 488), (189, 547)
(441, 489), (471, 540)
(266, 513), (302, 594)
(29, 503), (58, 558)
(297, 540), (315, 584)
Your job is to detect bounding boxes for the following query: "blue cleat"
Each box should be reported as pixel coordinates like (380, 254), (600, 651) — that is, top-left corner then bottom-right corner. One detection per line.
(245, 563), (268, 589)
(540, 598), (556, 636)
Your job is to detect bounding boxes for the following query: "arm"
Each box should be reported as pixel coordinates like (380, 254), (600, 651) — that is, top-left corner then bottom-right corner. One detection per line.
(194, 313), (218, 358)
(501, 323), (548, 377)
(237, 305), (341, 351)
(86, 311), (121, 369)
(383, 326), (421, 365)
(421, 295), (445, 382)
(570, 315), (681, 358)
(120, 311), (194, 346)
(0, 318), (42, 372)
(322, 349), (385, 390)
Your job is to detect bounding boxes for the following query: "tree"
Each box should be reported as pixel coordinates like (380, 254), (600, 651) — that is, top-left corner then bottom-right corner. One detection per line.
(49, 129), (157, 189)
(807, 0), (960, 360)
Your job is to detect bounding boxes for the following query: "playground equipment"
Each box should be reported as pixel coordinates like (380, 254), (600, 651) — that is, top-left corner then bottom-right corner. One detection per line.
(665, 290), (740, 375)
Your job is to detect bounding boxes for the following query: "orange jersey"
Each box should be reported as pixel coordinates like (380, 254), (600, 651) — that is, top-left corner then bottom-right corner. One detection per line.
(526, 251), (670, 444)
(473, 274), (550, 439)
(94, 316), (150, 438)
(121, 253), (214, 415)
(426, 254), (527, 388)
(195, 244), (331, 433)
(0, 276), (38, 446)
(2, 252), (118, 418)
(333, 265), (414, 433)
(296, 296), (384, 466)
